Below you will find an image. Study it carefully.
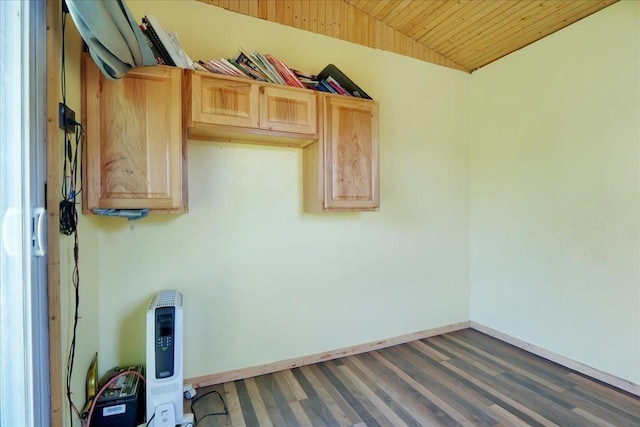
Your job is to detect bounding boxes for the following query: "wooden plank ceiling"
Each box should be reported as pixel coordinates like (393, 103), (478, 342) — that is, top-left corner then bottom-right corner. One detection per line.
(199, 0), (618, 73)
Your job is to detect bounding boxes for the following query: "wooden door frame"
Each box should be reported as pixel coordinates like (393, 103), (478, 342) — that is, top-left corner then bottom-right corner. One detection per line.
(46, 1), (63, 426)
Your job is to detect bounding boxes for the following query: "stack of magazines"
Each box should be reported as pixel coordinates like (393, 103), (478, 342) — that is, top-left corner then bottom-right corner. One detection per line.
(314, 64), (371, 99)
(196, 48), (307, 89)
(139, 15), (194, 69)
(136, 18), (374, 100)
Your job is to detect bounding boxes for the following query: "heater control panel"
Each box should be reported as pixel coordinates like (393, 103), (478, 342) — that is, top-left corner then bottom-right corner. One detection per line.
(155, 307), (175, 379)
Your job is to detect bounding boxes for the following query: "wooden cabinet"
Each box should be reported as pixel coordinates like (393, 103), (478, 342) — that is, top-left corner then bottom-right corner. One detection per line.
(186, 71), (379, 212)
(304, 94), (379, 211)
(186, 71), (319, 147)
(188, 73), (259, 128)
(81, 57), (379, 214)
(259, 85), (318, 135)
(81, 54), (187, 213)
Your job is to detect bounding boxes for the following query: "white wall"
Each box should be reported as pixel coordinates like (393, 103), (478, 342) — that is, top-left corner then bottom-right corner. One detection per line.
(469, 0), (640, 384)
(85, 1), (470, 380)
(60, 5), (640, 424)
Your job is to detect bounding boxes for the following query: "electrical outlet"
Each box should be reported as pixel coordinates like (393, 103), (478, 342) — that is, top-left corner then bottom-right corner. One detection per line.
(58, 103), (76, 134)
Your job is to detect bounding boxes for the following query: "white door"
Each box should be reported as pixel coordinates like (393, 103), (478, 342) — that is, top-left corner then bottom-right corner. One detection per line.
(0, 1), (50, 426)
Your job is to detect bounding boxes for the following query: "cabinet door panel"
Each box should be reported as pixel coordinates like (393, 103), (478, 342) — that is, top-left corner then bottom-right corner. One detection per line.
(192, 74), (259, 128)
(83, 57), (184, 211)
(324, 96), (379, 210)
(260, 86), (317, 135)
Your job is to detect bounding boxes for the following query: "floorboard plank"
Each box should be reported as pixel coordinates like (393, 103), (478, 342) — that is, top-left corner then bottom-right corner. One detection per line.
(446, 355), (582, 426)
(319, 360), (390, 426)
(244, 377), (275, 427)
(398, 342), (509, 424)
(306, 363), (364, 425)
(439, 360), (558, 427)
(222, 382), (247, 427)
(337, 363), (415, 426)
(457, 330), (579, 384)
(371, 349), (472, 426)
(272, 370), (300, 403)
(300, 365), (353, 426)
(568, 373), (640, 412)
(444, 334), (569, 393)
(234, 379), (260, 426)
(291, 367), (344, 426)
(282, 369), (309, 401)
(289, 400), (314, 426)
(187, 329), (640, 427)
(299, 396), (337, 427)
(353, 352), (450, 426)
(254, 374), (299, 426)
(490, 404), (532, 427)
(379, 345), (501, 426)
(344, 356), (438, 427)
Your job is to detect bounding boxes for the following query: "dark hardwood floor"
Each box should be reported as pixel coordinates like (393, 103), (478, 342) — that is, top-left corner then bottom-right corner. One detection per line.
(185, 329), (640, 426)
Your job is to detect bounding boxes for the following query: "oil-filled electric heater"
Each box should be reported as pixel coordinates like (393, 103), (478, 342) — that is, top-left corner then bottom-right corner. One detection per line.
(145, 290), (193, 426)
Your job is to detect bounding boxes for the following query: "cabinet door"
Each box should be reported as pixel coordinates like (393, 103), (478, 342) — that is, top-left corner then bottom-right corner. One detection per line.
(324, 96), (379, 210)
(259, 86), (318, 135)
(190, 73), (259, 128)
(82, 56), (185, 212)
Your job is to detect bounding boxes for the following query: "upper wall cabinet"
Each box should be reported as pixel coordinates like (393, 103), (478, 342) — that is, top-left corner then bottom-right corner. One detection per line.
(188, 73), (259, 128)
(304, 94), (379, 212)
(81, 54), (187, 214)
(81, 55), (378, 214)
(186, 71), (319, 147)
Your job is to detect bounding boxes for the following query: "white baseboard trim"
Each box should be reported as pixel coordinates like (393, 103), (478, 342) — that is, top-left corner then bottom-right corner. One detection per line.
(470, 321), (640, 397)
(186, 321), (470, 387)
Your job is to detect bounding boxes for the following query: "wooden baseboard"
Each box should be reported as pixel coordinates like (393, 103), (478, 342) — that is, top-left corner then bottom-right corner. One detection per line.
(470, 321), (640, 397)
(186, 321), (471, 387)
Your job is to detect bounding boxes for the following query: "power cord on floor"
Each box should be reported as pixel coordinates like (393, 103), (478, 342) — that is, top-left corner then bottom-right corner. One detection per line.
(190, 390), (229, 426)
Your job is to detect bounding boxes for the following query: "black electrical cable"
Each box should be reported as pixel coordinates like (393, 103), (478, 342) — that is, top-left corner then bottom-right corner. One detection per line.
(59, 199), (77, 235)
(190, 390), (229, 426)
(59, 0), (84, 236)
(145, 413), (155, 426)
(60, 6), (85, 426)
(59, 122), (83, 235)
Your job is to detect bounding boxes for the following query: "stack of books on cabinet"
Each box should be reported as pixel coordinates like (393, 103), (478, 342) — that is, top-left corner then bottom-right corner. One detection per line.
(137, 15), (372, 100)
(196, 48), (307, 89)
(139, 14), (194, 69)
(314, 64), (371, 99)
(197, 51), (373, 100)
